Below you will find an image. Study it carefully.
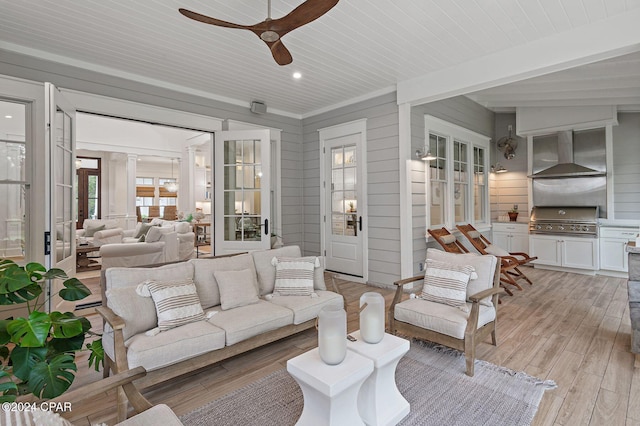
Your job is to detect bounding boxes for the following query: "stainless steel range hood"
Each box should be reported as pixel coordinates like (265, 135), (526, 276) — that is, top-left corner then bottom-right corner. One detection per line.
(530, 131), (606, 178)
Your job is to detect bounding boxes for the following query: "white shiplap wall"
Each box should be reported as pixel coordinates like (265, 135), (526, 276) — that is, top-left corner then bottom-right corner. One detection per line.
(410, 97), (495, 274)
(612, 113), (640, 220)
(302, 92), (400, 286)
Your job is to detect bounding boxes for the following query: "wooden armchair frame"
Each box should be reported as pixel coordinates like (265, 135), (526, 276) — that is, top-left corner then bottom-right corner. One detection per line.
(50, 367), (181, 424)
(456, 224), (537, 291)
(388, 261), (502, 376)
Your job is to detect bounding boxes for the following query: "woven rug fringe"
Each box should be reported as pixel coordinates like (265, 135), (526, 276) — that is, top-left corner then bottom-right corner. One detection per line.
(410, 338), (558, 389)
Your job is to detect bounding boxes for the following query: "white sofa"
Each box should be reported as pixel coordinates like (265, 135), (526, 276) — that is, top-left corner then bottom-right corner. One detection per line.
(97, 245), (343, 391)
(123, 219), (195, 260)
(75, 218), (123, 247)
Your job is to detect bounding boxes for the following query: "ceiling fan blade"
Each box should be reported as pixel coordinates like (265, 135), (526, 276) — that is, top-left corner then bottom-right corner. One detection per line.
(267, 39), (293, 66)
(271, 0), (339, 36)
(179, 8), (251, 30)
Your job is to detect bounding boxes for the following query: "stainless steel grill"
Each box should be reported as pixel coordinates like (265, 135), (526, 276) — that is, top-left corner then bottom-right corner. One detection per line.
(529, 206), (599, 237)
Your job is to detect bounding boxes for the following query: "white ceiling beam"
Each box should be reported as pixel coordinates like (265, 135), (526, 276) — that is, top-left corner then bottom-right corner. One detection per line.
(397, 9), (640, 106)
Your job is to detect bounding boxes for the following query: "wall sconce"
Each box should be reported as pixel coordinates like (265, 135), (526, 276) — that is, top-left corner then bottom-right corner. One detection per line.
(415, 148), (436, 161)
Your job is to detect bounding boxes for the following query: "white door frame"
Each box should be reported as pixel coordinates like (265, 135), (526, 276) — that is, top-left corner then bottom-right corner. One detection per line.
(319, 119), (368, 283)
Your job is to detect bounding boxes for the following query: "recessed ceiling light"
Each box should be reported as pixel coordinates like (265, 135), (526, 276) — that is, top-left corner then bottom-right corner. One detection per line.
(292, 72), (302, 79)
(4, 115), (12, 119)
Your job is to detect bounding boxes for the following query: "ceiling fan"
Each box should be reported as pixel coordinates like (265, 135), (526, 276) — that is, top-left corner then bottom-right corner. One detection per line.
(179, 0), (339, 66)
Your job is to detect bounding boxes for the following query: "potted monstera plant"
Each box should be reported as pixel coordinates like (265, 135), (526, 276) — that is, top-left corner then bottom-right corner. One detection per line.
(0, 259), (103, 402)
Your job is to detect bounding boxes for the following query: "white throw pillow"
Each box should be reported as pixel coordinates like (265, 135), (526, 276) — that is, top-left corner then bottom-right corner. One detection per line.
(138, 278), (205, 332)
(214, 269), (260, 310)
(174, 221), (191, 234)
(420, 259), (474, 312)
(272, 256), (319, 296)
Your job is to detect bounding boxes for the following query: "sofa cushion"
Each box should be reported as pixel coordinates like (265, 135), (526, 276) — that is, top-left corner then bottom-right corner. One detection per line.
(142, 278), (206, 331)
(174, 221), (191, 234)
(252, 246), (326, 295)
(273, 256), (319, 296)
(124, 321), (226, 371)
(426, 248), (497, 307)
(84, 224), (106, 237)
(105, 262), (194, 291)
(189, 254), (257, 310)
(394, 298), (496, 340)
(84, 218), (119, 230)
(106, 286), (158, 340)
(420, 259), (474, 312)
(208, 300), (293, 345)
(214, 269), (260, 310)
(268, 290), (344, 324)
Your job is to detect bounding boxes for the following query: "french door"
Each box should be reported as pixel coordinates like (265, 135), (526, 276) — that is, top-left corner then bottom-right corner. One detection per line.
(320, 120), (367, 279)
(214, 130), (271, 253)
(45, 83), (77, 312)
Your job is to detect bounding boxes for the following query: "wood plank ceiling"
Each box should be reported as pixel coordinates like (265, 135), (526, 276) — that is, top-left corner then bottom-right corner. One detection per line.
(0, 0), (639, 116)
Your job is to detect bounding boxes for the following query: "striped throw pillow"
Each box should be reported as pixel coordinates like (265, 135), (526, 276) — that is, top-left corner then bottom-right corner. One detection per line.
(145, 278), (205, 331)
(272, 256), (319, 296)
(420, 259), (474, 312)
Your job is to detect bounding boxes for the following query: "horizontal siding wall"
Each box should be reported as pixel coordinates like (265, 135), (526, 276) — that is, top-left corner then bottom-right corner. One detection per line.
(0, 49), (305, 249)
(612, 112), (640, 220)
(410, 96), (495, 275)
(302, 92), (400, 286)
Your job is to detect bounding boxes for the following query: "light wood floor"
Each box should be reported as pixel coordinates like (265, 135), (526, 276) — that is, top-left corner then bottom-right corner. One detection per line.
(68, 267), (636, 425)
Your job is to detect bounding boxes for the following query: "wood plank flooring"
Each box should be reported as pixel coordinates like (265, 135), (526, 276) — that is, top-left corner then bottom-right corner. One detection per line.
(67, 267), (635, 425)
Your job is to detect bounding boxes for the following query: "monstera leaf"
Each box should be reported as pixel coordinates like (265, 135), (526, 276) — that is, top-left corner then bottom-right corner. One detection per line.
(28, 354), (77, 399)
(7, 311), (51, 347)
(9, 346), (47, 381)
(86, 339), (104, 372)
(0, 369), (18, 403)
(59, 278), (91, 301)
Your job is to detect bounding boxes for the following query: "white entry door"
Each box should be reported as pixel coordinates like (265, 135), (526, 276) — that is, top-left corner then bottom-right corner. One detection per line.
(45, 83), (77, 312)
(321, 120), (367, 279)
(215, 130), (271, 254)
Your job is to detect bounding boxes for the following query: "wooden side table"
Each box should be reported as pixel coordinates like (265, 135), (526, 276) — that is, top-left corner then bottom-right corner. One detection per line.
(346, 331), (410, 426)
(76, 243), (101, 271)
(287, 348), (373, 426)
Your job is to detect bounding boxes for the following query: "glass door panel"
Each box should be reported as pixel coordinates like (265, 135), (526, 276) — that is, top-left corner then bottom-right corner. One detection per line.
(0, 100), (27, 261)
(215, 130), (270, 253)
(330, 145), (358, 237)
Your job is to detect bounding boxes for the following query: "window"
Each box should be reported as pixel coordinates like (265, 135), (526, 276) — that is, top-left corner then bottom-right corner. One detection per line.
(136, 177), (155, 217)
(453, 140), (468, 225)
(428, 133), (447, 228)
(136, 177), (154, 185)
(473, 147), (486, 223)
(424, 115), (490, 230)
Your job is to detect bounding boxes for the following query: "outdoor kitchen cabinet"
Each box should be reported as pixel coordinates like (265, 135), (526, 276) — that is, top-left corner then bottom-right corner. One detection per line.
(530, 234), (599, 270)
(600, 227), (637, 273)
(492, 223), (529, 254)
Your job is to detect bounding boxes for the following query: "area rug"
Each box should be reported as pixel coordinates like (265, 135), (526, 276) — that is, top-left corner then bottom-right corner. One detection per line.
(180, 341), (556, 426)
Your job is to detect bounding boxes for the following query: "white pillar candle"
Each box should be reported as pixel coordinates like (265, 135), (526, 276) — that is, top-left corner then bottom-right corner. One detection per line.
(318, 305), (347, 365)
(359, 292), (385, 343)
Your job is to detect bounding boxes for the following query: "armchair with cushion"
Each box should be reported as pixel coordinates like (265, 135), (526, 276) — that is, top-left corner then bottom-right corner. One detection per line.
(389, 248), (502, 376)
(100, 227), (179, 269)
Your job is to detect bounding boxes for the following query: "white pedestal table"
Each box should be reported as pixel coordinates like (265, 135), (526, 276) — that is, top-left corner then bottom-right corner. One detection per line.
(287, 347), (373, 426)
(346, 331), (410, 426)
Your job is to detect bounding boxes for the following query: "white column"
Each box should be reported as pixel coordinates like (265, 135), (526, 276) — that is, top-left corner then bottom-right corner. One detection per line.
(126, 153), (137, 228)
(181, 146), (197, 214)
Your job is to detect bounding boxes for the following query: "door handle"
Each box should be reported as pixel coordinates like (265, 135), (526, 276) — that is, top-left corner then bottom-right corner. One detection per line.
(358, 216), (362, 232)
(264, 218), (269, 235)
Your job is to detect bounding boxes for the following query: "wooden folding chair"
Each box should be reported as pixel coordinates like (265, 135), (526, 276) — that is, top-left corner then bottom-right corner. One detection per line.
(456, 224), (537, 291)
(428, 227), (469, 254)
(428, 227), (512, 297)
